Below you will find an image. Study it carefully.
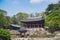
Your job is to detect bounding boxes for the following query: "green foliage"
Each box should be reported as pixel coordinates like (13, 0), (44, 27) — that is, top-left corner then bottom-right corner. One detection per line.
(16, 12), (29, 19)
(11, 12), (29, 25)
(6, 16), (12, 26)
(30, 13), (35, 17)
(45, 1), (60, 32)
(48, 25), (60, 33)
(0, 9), (12, 29)
(0, 9), (7, 27)
(0, 28), (10, 39)
(11, 15), (17, 24)
(46, 10), (60, 25)
(35, 12), (46, 17)
(0, 9), (7, 15)
(45, 1), (60, 15)
(45, 10), (60, 33)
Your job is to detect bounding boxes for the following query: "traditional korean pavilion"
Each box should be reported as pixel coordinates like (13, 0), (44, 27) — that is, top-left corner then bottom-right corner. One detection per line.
(21, 16), (44, 28)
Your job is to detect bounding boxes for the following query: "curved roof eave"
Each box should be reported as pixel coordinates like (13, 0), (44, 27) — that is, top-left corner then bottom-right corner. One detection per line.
(21, 16), (44, 22)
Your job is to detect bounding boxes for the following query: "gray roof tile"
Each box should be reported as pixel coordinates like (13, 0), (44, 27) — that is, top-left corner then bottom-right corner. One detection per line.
(21, 16), (44, 22)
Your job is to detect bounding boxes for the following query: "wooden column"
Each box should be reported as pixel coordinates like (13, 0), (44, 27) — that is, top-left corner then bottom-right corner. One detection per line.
(40, 24), (42, 28)
(37, 24), (39, 28)
(29, 24), (31, 28)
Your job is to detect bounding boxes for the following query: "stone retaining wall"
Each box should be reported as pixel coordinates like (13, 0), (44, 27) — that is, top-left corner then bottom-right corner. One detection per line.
(11, 37), (60, 40)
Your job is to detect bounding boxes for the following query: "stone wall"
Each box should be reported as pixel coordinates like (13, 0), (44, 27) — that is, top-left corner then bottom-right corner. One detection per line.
(11, 38), (60, 40)
(26, 28), (46, 35)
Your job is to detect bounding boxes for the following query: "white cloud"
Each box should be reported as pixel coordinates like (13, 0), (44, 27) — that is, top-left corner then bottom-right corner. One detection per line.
(30, 0), (43, 3)
(29, 0), (59, 4)
(50, 0), (59, 3)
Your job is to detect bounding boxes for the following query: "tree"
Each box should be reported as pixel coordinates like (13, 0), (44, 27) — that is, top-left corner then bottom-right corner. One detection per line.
(16, 12), (29, 25)
(0, 9), (7, 27)
(5, 16), (12, 27)
(58, 0), (60, 4)
(16, 12), (29, 20)
(45, 10), (60, 33)
(30, 13), (35, 17)
(11, 12), (29, 25)
(35, 13), (40, 17)
(0, 9), (10, 40)
(0, 9), (7, 15)
(35, 12), (46, 18)
(46, 4), (54, 15)
(0, 9), (12, 29)
(45, 1), (60, 15)
(11, 15), (17, 24)
(45, 1), (60, 33)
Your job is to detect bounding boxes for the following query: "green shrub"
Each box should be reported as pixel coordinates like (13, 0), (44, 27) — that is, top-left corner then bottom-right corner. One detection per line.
(0, 28), (10, 40)
(48, 25), (60, 33)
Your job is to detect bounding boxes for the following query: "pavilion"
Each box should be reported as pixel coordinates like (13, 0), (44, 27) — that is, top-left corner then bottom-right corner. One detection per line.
(21, 16), (45, 35)
(21, 16), (44, 28)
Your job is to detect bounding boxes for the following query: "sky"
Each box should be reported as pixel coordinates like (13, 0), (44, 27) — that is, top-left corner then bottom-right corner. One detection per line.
(0, 0), (59, 16)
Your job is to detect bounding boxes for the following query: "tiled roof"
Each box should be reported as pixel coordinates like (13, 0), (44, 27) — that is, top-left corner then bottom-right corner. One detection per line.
(10, 24), (21, 28)
(21, 16), (44, 22)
